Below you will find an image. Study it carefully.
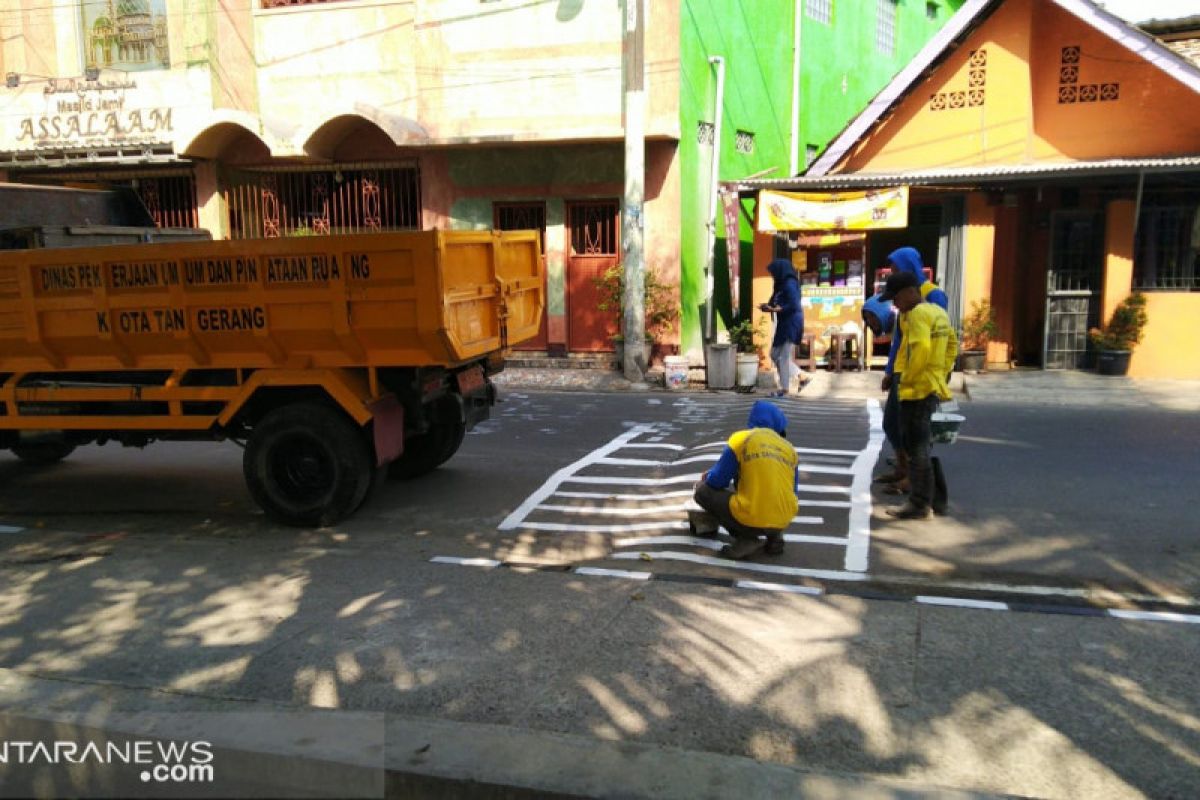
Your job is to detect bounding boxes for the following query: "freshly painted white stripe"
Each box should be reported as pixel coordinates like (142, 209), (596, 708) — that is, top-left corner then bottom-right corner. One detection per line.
(537, 503), (690, 516)
(783, 534), (847, 545)
(917, 595), (1008, 611)
(800, 500), (852, 509)
(1107, 609), (1200, 625)
(614, 536), (726, 552)
(575, 567), (651, 581)
(500, 424), (659, 530)
(797, 464), (856, 475)
(595, 454), (716, 467)
(554, 490), (694, 501)
(798, 484), (853, 495)
(430, 556), (501, 568)
(844, 399), (885, 572)
(522, 520), (693, 534)
(0, 525), (26, 534)
(735, 580), (823, 596)
(562, 475), (698, 486)
(610, 551), (871, 582)
(795, 447), (861, 457)
(622, 443), (685, 451)
(790, 516), (825, 525)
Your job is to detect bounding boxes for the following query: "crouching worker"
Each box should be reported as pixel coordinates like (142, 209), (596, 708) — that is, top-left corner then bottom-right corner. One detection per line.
(690, 400), (799, 560)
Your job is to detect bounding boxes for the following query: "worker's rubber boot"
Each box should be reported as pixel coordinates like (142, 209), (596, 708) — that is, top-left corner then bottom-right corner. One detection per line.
(720, 537), (763, 560)
(764, 533), (785, 556)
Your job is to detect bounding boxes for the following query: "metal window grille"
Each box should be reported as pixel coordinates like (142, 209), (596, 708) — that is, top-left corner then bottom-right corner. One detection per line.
(805, 144), (820, 168)
(876, 0), (898, 56)
(806, 0), (832, 24)
(223, 163), (420, 240)
(696, 121), (715, 146)
(1134, 206), (1200, 291)
(734, 130), (755, 154)
(569, 201), (619, 256)
(21, 169), (198, 229)
(261, 0), (355, 8)
(494, 202), (547, 253)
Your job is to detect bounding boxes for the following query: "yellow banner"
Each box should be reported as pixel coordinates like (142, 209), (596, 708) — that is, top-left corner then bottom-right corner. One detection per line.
(757, 187), (909, 232)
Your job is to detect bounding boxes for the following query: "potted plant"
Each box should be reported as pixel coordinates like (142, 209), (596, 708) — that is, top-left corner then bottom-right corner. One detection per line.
(959, 299), (998, 373)
(594, 265), (680, 367)
(1089, 292), (1148, 376)
(727, 317), (765, 391)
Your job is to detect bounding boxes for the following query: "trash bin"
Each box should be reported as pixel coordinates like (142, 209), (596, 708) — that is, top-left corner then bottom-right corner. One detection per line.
(705, 343), (735, 389)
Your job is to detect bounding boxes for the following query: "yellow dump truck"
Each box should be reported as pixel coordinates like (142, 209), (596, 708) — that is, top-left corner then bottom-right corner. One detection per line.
(0, 230), (543, 525)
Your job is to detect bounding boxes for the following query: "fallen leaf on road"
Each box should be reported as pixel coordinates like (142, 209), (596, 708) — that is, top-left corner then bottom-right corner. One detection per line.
(639, 552), (652, 561)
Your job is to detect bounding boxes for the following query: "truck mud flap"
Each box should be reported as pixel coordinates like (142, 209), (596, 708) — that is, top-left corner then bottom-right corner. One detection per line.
(368, 394), (404, 466)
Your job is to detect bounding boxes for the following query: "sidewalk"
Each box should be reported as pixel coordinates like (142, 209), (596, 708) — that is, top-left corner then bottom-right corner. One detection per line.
(495, 361), (1200, 411)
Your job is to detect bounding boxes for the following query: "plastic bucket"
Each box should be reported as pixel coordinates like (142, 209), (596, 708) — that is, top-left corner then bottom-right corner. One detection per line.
(664, 356), (689, 390)
(930, 412), (965, 445)
(736, 354), (759, 390)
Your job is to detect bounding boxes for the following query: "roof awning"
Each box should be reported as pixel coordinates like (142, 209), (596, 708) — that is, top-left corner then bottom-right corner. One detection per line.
(735, 157), (1200, 193)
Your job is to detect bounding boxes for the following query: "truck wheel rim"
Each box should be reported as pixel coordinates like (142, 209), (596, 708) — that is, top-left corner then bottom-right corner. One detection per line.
(271, 435), (334, 502)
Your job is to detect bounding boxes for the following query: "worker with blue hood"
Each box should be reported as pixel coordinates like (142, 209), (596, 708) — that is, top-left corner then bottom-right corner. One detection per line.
(875, 247), (949, 491)
(761, 258), (805, 396)
(690, 400), (799, 560)
(861, 294), (896, 338)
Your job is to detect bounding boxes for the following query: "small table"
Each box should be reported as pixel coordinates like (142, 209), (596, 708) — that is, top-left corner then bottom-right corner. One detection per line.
(828, 331), (861, 372)
(795, 333), (816, 373)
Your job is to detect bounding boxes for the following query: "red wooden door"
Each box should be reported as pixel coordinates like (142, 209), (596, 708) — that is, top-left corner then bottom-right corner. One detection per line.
(495, 202), (548, 351)
(566, 200), (620, 352)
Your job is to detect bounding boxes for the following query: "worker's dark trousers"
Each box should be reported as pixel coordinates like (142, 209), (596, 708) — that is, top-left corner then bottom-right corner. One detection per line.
(898, 393), (939, 509)
(693, 483), (770, 541)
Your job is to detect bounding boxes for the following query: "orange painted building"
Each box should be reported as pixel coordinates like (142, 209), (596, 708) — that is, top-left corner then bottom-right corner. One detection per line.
(739, 0), (1200, 379)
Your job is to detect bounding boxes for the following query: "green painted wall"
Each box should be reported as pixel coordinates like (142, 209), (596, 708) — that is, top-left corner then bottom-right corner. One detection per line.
(798, 0), (965, 164)
(679, 0), (965, 354)
(680, 0), (795, 356)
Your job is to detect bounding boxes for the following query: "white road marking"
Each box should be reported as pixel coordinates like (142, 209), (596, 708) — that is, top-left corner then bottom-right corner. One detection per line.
(800, 500), (853, 508)
(499, 424), (659, 530)
(798, 484), (853, 495)
(554, 490), (694, 501)
(736, 580), (824, 596)
(798, 464), (856, 475)
(622, 443), (685, 451)
(595, 455), (716, 467)
(615, 535), (726, 552)
(784, 534), (849, 545)
(574, 567), (651, 580)
(0, 525), (26, 534)
(917, 595), (1008, 611)
(563, 475), (698, 486)
(538, 503), (691, 516)
(611, 550), (871, 582)
(1107, 609), (1200, 625)
(522, 520), (695, 534)
(430, 556), (501, 568)
(845, 399), (885, 572)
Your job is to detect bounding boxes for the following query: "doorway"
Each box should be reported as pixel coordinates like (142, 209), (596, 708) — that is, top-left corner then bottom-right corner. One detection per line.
(1043, 210), (1104, 369)
(565, 200), (620, 352)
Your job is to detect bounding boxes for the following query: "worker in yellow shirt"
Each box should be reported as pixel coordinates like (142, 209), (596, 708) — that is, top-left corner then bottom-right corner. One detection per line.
(877, 270), (958, 520)
(690, 400), (799, 559)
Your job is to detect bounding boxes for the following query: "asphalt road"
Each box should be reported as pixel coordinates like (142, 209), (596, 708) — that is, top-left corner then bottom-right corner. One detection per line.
(0, 388), (1197, 799)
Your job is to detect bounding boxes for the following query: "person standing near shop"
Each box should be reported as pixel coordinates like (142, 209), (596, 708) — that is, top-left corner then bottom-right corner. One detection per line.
(877, 270), (957, 520)
(760, 258), (805, 397)
(875, 247), (948, 493)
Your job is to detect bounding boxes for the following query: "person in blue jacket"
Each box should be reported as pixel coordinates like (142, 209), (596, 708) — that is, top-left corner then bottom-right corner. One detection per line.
(690, 400), (800, 560)
(760, 258), (805, 397)
(875, 247), (949, 492)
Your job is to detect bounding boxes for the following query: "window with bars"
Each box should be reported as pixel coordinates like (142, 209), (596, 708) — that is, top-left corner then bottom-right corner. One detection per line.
(734, 130), (755, 154)
(876, 0), (898, 56)
(805, 144), (820, 168)
(806, 0), (832, 24)
(696, 121), (715, 146)
(21, 170), (199, 229)
(223, 164), (420, 240)
(1134, 206), (1200, 291)
(569, 201), (619, 256)
(494, 202), (547, 253)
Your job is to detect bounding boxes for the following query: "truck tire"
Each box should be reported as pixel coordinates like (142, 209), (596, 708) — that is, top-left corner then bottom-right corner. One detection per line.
(10, 441), (76, 465)
(388, 419), (465, 480)
(244, 403), (374, 527)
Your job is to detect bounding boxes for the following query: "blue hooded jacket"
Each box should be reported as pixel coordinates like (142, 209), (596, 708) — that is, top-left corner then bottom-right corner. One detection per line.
(705, 401), (798, 494)
(862, 294), (896, 336)
(766, 258), (804, 347)
(885, 247), (949, 375)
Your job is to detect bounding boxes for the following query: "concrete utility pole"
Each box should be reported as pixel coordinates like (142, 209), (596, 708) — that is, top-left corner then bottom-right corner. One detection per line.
(621, 0), (647, 384)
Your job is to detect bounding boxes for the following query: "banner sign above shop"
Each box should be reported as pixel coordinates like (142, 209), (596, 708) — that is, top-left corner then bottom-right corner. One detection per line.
(757, 187), (909, 232)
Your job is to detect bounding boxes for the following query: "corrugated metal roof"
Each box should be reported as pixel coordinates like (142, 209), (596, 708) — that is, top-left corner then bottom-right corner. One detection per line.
(733, 157), (1200, 192)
